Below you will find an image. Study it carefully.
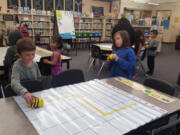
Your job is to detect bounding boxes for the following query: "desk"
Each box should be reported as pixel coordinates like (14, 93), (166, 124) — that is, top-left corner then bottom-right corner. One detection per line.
(95, 43), (112, 52)
(36, 47), (72, 69)
(1, 77), (180, 135)
(0, 47), (72, 69)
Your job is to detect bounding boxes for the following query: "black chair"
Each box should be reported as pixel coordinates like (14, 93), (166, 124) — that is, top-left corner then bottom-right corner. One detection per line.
(51, 69), (85, 88)
(4, 80), (44, 97)
(88, 45), (108, 75)
(38, 56), (51, 76)
(143, 78), (175, 96)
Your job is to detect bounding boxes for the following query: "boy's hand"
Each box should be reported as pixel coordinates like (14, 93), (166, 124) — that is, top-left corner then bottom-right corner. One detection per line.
(23, 92), (36, 104)
(43, 59), (49, 64)
(145, 45), (149, 49)
(112, 54), (119, 61)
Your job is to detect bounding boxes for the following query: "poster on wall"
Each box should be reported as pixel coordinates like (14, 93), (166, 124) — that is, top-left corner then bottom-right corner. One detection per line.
(45, 0), (53, 10)
(56, 10), (75, 38)
(75, 0), (82, 12)
(92, 6), (104, 17)
(33, 0), (43, 10)
(7, 0), (18, 9)
(56, 0), (64, 10)
(65, 0), (73, 11)
(21, 0), (31, 8)
(111, 0), (119, 13)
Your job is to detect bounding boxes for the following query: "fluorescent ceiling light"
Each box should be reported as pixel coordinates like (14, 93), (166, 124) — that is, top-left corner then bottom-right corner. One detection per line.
(147, 2), (160, 5)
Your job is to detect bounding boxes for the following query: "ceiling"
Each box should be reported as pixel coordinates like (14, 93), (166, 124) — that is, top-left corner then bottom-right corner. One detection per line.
(97, 0), (180, 4)
(129, 0), (180, 3)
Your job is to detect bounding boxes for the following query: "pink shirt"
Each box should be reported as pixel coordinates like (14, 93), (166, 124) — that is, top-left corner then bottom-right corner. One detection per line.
(51, 50), (62, 76)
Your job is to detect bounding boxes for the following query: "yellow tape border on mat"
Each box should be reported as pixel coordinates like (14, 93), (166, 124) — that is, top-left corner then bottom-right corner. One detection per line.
(46, 94), (136, 116)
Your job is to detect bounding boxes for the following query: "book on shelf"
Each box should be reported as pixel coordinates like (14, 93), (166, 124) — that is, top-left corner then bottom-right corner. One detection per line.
(31, 9), (36, 15)
(24, 7), (30, 14)
(18, 7), (24, 14)
(42, 10), (46, 15)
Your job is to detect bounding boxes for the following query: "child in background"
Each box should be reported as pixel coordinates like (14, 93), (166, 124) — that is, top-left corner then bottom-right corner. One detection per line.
(107, 30), (136, 80)
(4, 30), (24, 81)
(43, 36), (63, 76)
(134, 30), (145, 60)
(146, 30), (159, 75)
(11, 38), (41, 104)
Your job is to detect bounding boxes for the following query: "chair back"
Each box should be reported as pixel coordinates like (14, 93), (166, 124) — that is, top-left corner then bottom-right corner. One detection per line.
(143, 78), (175, 96)
(38, 56), (51, 76)
(4, 80), (44, 97)
(91, 45), (101, 59)
(52, 69), (85, 88)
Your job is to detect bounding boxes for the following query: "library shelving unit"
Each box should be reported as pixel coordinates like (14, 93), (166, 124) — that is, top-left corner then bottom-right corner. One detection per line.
(104, 18), (118, 41)
(16, 13), (54, 45)
(74, 17), (103, 43)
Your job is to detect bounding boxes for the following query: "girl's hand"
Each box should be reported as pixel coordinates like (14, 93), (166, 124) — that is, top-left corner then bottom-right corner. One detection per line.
(43, 59), (49, 64)
(23, 92), (36, 104)
(112, 54), (119, 61)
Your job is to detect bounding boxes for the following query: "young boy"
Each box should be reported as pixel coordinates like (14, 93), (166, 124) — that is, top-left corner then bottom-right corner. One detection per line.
(11, 38), (41, 104)
(146, 30), (159, 75)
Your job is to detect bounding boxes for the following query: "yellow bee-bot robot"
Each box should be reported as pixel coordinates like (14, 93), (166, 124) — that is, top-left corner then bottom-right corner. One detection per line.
(107, 54), (116, 61)
(27, 97), (44, 109)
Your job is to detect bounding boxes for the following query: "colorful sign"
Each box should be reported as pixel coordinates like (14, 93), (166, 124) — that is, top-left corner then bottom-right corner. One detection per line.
(115, 77), (175, 103)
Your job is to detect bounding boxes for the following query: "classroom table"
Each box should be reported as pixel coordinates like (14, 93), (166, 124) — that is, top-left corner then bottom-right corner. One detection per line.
(36, 47), (72, 69)
(0, 46), (72, 69)
(0, 77), (180, 135)
(95, 43), (113, 52)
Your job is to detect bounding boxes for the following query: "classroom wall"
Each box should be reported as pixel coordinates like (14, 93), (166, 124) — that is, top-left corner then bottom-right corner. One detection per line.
(82, 0), (110, 15)
(153, 2), (180, 43)
(120, 0), (153, 14)
(0, 0), (8, 13)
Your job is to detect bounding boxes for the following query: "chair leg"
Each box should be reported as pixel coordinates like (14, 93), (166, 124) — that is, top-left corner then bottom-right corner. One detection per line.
(88, 58), (95, 71)
(98, 61), (105, 75)
(87, 52), (91, 64)
(0, 84), (5, 98)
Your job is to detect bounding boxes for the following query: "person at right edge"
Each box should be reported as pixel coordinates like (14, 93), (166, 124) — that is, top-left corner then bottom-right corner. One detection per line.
(146, 30), (159, 76)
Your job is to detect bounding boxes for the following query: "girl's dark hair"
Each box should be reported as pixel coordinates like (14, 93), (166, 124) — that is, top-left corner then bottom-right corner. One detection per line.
(111, 17), (135, 46)
(52, 36), (63, 49)
(134, 30), (145, 55)
(118, 17), (131, 25)
(112, 30), (130, 50)
(135, 30), (145, 45)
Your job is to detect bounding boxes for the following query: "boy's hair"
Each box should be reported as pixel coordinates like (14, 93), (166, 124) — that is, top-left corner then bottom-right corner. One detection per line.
(52, 36), (63, 49)
(113, 30), (130, 50)
(151, 30), (158, 35)
(16, 38), (36, 54)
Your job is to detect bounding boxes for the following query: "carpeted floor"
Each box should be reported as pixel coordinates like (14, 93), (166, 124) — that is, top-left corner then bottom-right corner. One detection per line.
(62, 43), (180, 95)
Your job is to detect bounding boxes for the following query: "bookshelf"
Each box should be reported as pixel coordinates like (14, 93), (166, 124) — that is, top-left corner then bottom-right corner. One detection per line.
(17, 13), (54, 45)
(103, 19), (118, 41)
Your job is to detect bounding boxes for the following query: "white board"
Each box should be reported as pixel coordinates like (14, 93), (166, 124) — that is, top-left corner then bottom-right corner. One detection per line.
(56, 10), (75, 39)
(14, 80), (168, 135)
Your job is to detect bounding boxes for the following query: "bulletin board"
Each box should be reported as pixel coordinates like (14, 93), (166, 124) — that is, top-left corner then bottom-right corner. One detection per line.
(53, 10), (75, 39)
